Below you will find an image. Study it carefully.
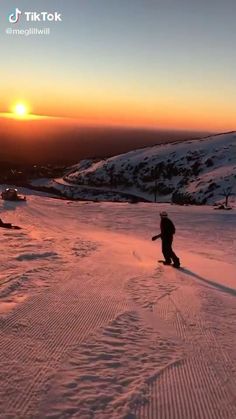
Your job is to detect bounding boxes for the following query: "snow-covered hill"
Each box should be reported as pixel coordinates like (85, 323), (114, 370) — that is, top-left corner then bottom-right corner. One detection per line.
(65, 132), (236, 205)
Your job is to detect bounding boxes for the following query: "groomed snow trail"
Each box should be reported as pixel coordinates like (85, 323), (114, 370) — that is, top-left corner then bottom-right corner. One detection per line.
(0, 198), (131, 417)
(0, 268), (129, 417)
(0, 196), (235, 418)
(133, 267), (236, 419)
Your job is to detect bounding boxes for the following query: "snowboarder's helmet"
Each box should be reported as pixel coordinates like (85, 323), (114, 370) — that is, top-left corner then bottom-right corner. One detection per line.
(160, 211), (168, 217)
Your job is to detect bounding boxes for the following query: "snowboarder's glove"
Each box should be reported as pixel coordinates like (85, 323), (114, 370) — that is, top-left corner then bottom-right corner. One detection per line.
(152, 234), (161, 241)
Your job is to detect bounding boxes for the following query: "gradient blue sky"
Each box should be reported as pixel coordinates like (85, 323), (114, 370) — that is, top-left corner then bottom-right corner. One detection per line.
(1, 0), (236, 130)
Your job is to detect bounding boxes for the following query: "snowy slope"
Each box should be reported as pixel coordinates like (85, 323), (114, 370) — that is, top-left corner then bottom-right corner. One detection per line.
(0, 191), (236, 418)
(65, 132), (236, 205)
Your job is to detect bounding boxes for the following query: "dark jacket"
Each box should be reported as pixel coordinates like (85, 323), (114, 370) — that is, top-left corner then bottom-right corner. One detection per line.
(160, 217), (176, 239)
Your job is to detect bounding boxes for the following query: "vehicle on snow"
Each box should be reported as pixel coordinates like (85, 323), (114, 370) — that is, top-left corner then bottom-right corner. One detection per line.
(1, 188), (26, 201)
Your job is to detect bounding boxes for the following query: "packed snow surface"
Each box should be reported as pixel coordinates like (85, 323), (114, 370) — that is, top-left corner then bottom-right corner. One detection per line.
(0, 191), (235, 418)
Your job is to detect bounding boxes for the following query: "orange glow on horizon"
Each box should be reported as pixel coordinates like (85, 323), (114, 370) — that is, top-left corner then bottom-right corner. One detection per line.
(0, 112), (51, 121)
(1, 93), (235, 132)
(21, 86), (234, 132)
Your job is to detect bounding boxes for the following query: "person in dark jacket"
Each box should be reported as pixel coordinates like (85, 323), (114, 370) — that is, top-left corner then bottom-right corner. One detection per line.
(152, 211), (180, 267)
(0, 218), (21, 230)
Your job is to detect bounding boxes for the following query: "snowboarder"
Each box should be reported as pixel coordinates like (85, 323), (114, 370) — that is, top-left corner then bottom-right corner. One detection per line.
(0, 218), (21, 230)
(152, 211), (180, 268)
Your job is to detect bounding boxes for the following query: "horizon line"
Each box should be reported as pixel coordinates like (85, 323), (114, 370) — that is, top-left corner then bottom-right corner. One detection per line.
(0, 113), (218, 133)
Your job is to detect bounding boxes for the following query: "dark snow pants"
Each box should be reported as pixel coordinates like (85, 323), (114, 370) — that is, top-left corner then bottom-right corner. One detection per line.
(162, 237), (179, 264)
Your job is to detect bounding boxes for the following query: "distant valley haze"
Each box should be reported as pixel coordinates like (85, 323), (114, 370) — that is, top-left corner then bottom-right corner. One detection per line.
(0, 116), (211, 165)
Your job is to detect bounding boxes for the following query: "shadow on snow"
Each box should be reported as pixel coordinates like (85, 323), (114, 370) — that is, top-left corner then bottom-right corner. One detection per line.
(181, 268), (236, 297)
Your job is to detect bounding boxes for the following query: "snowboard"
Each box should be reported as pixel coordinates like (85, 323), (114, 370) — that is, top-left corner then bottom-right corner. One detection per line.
(158, 260), (181, 269)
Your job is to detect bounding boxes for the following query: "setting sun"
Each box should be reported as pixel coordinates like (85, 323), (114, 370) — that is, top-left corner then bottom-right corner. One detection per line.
(14, 103), (28, 117)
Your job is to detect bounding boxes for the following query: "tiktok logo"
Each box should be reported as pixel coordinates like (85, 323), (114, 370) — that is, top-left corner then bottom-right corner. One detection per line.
(8, 8), (62, 24)
(8, 8), (22, 24)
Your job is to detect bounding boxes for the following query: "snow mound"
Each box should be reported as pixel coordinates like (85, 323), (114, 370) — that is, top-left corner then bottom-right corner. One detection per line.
(65, 132), (236, 205)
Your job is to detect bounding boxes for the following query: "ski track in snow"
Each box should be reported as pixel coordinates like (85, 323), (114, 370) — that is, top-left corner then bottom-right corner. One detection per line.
(0, 195), (235, 418)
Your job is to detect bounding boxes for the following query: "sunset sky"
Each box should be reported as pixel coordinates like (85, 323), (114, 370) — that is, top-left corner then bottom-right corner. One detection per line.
(1, 0), (236, 131)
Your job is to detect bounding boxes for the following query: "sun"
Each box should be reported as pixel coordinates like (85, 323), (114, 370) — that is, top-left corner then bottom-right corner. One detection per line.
(14, 103), (28, 117)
